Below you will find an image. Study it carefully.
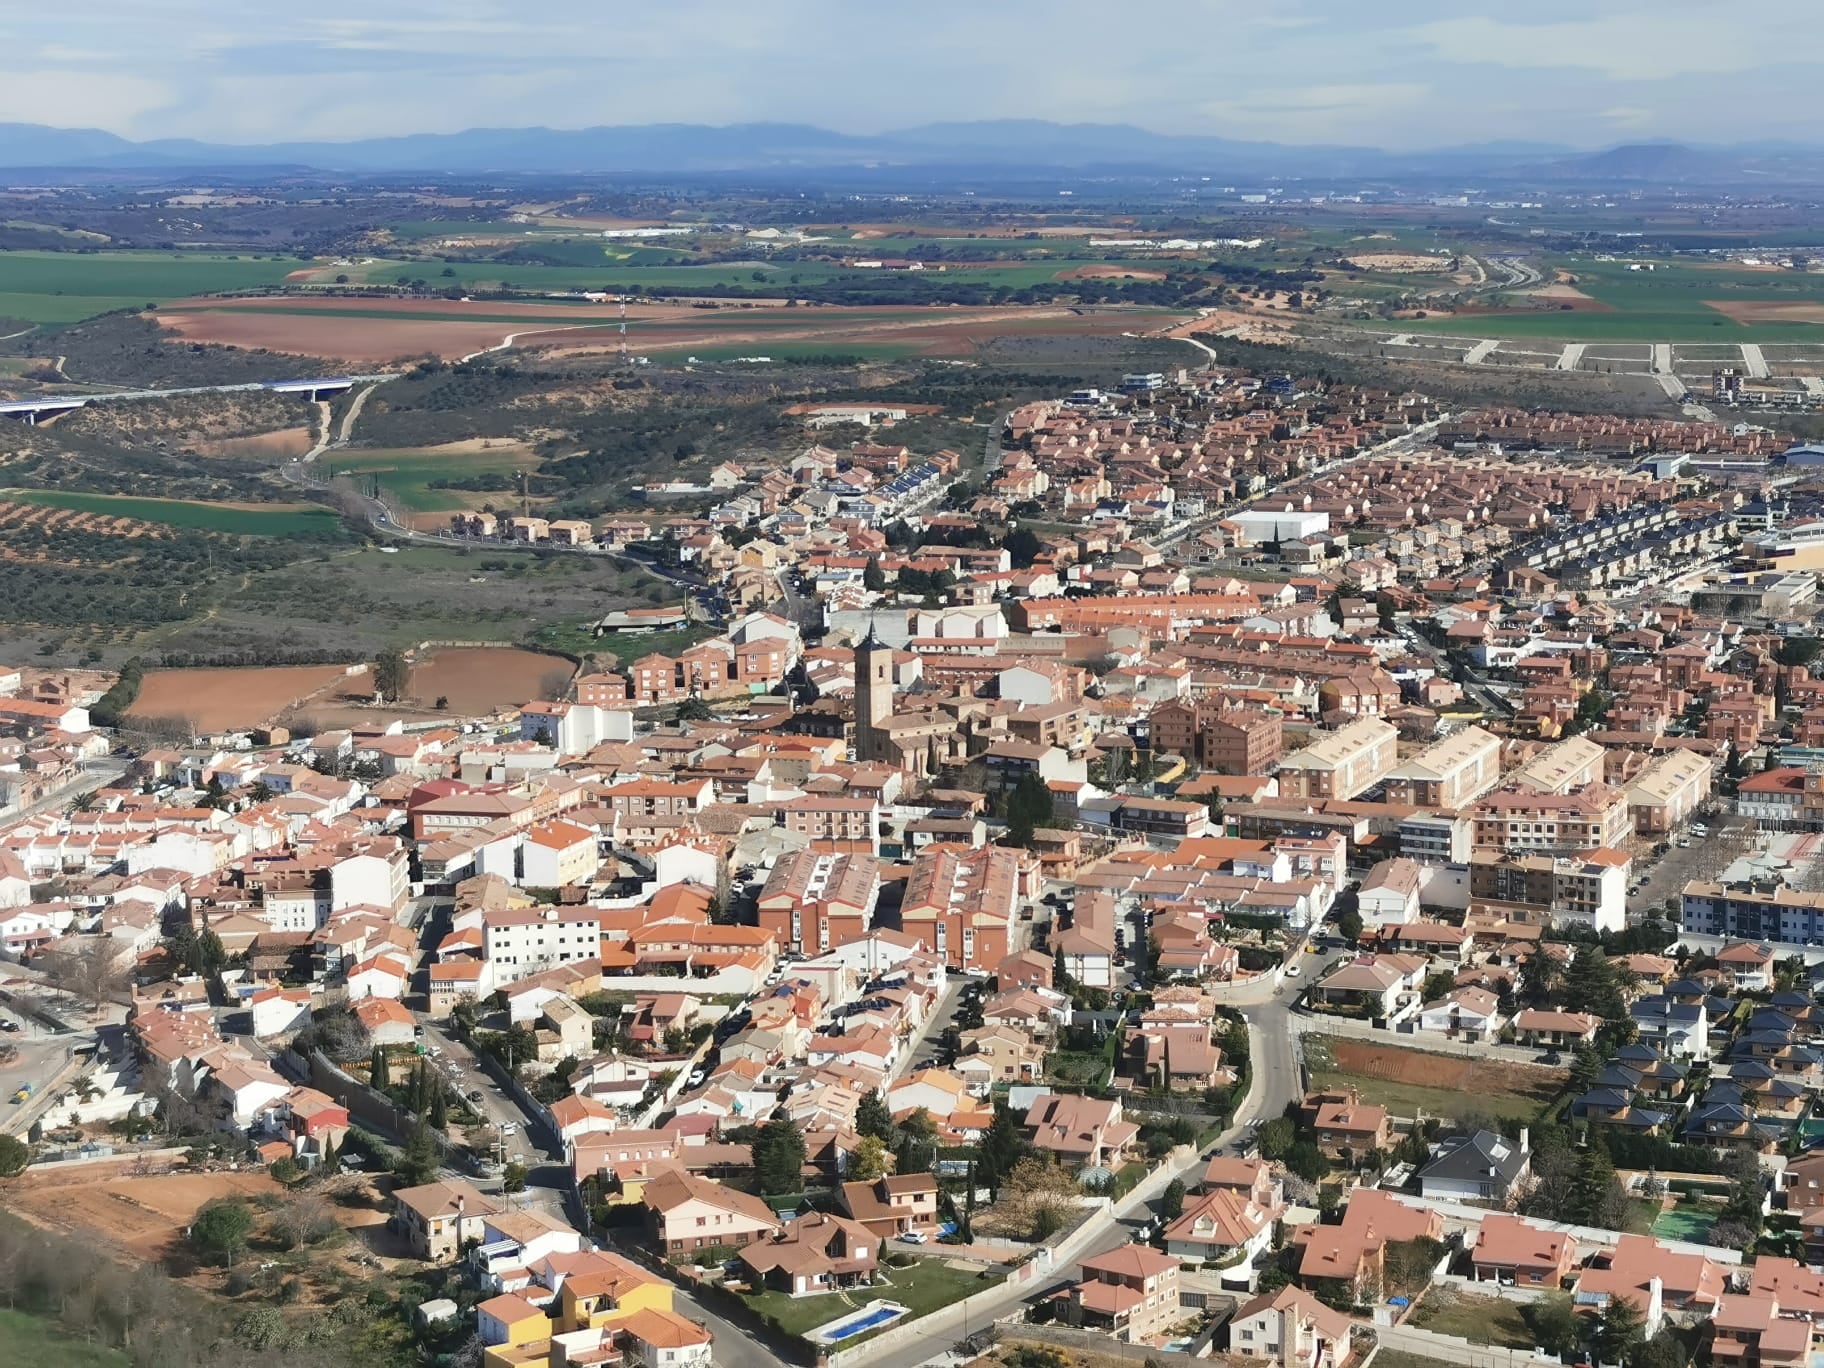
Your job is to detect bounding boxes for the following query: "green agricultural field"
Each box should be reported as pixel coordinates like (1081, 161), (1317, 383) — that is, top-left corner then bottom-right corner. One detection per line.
(1398, 254), (1824, 341)
(7, 489), (346, 537)
(0, 251), (301, 322)
(321, 446), (537, 512)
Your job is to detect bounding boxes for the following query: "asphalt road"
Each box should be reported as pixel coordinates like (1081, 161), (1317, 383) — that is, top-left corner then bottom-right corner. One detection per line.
(850, 987), (1299, 1368)
(1, 759), (130, 823)
(419, 1021), (554, 1167)
(896, 978), (967, 1079)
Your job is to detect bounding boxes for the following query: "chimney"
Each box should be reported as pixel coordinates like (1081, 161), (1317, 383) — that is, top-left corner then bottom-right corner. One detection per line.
(1519, 1126), (1530, 1154)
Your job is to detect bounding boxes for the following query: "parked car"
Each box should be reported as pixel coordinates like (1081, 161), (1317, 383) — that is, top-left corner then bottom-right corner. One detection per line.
(898, 1231), (928, 1244)
(467, 1089), (483, 1102)
(1283, 964), (1300, 978)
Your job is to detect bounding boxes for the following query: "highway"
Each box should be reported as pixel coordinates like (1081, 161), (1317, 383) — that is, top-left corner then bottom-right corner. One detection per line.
(0, 373), (397, 422)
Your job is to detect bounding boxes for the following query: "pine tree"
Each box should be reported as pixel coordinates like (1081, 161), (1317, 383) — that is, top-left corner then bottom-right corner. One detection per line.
(370, 1046), (389, 1091)
(430, 1081), (449, 1131)
(397, 1119), (440, 1186)
(855, 1089), (895, 1144)
(976, 1100), (1030, 1199)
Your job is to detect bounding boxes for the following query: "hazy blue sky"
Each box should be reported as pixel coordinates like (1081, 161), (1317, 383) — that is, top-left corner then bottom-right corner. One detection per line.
(3, 0), (1817, 147)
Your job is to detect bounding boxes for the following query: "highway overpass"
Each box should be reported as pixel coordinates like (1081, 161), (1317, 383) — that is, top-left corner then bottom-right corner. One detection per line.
(0, 373), (397, 424)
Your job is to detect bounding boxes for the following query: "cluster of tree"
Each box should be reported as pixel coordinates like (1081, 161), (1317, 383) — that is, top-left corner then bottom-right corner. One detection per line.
(373, 1052), (454, 1131)
(1003, 771), (1058, 848)
(373, 648), (411, 703)
(1519, 944), (1633, 1051)
(749, 1115), (808, 1196)
(0, 1203), (412, 1368)
(40, 936), (131, 1011)
(89, 655), (145, 727)
(1527, 1290), (1684, 1368)
(1521, 1133), (1630, 1229)
(1256, 1114), (1330, 1183)
(296, 1003), (373, 1066)
(895, 565), (956, 601)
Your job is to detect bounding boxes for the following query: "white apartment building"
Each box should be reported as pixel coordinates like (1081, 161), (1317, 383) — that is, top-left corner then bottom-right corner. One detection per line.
(482, 907), (603, 988)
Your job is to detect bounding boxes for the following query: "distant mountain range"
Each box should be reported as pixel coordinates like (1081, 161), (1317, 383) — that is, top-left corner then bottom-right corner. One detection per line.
(1, 119), (1822, 185)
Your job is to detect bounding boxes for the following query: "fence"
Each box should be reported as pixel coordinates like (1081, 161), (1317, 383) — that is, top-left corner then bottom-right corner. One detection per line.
(1373, 1323), (1562, 1368)
(293, 1048), (451, 1151)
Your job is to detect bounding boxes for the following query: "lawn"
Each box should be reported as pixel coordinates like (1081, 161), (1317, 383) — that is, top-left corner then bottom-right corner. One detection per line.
(321, 445), (537, 512)
(532, 622), (710, 665)
(0, 251), (300, 322)
(7, 489), (347, 537)
(1045, 1048), (1113, 1087)
(1411, 1291), (1533, 1348)
(743, 1259), (994, 1342)
(0, 1308), (129, 1367)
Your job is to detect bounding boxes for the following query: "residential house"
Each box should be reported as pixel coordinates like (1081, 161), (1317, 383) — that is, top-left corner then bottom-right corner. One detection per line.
(1299, 1089), (1391, 1163)
(1023, 1093), (1139, 1170)
(1229, 1286), (1354, 1368)
(1513, 1009), (1600, 1050)
(391, 1180), (502, 1262)
(834, 1174), (940, 1240)
(1293, 1189), (1442, 1302)
(1418, 1130), (1531, 1203)
(1632, 997), (1710, 1060)
(1067, 1243), (1182, 1345)
(738, 1212), (880, 1297)
(1416, 988), (1504, 1044)
(642, 1171), (781, 1256)
(1471, 1212), (1576, 1288)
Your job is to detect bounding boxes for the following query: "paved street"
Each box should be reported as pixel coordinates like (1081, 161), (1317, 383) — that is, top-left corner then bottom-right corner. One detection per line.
(1239, 994), (1303, 1128)
(896, 977), (966, 1079)
(850, 989), (1295, 1368)
(419, 1021), (554, 1167)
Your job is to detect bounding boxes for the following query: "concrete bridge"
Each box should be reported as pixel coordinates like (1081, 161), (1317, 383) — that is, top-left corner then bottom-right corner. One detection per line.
(0, 373), (398, 424)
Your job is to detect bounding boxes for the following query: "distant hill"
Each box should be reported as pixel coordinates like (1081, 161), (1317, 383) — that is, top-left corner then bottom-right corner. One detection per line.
(0, 120), (1819, 185)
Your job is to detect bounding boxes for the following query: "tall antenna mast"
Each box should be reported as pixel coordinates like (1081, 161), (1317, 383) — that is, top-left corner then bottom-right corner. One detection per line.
(619, 296), (629, 366)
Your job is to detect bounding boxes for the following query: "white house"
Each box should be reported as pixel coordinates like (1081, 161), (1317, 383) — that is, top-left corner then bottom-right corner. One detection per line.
(520, 820), (600, 889)
(0, 852), (33, 909)
(346, 952), (410, 1001)
(1357, 858), (1422, 926)
(518, 702), (635, 757)
(1416, 987), (1504, 1044)
(249, 987), (313, 1039)
(482, 907), (602, 988)
(1631, 997), (1709, 1059)
(1418, 1130), (1532, 1203)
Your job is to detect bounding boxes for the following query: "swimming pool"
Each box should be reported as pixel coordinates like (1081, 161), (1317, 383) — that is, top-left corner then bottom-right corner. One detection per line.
(809, 1301), (910, 1345)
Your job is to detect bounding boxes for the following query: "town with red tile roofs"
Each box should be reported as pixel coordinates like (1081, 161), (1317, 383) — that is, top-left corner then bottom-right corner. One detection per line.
(11, 363), (1824, 1368)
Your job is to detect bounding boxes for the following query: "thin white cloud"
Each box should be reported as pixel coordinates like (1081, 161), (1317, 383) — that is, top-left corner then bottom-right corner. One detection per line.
(1409, 13), (1813, 81)
(4, 1), (1824, 147)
